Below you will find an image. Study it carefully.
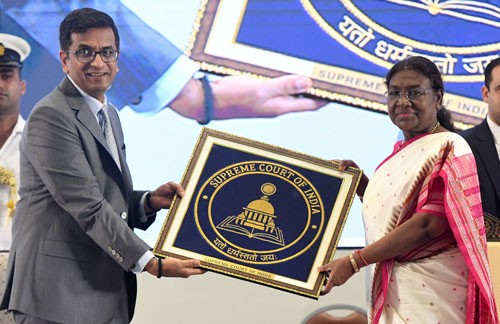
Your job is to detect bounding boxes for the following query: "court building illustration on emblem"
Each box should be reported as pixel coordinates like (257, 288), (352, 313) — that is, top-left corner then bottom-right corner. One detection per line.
(217, 183), (285, 246)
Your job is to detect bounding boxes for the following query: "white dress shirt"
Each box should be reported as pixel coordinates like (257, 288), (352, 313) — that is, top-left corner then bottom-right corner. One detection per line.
(0, 116), (25, 251)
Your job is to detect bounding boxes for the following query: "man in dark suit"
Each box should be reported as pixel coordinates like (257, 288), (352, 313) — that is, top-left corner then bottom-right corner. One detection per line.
(0, 8), (207, 323)
(461, 57), (500, 219)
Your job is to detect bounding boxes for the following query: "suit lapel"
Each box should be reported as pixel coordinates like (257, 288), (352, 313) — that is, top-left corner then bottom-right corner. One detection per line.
(59, 78), (107, 145)
(58, 77), (132, 218)
(474, 120), (500, 202)
(59, 77), (124, 174)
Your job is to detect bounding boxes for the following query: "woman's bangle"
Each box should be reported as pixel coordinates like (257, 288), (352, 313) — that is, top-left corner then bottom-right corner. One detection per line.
(349, 254), (360, 273)
(156, 257), (163, 278)
(355, 250), (369, 266)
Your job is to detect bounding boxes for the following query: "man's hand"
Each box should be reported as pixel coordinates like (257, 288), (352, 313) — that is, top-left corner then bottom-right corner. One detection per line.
(170, 74), (327, 122)
(145, 181), (185, 213)
(144, 257), (206, 278)
(210, 74), (327, 119)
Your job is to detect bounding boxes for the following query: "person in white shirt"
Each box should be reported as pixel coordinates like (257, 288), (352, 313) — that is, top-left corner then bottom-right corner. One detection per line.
(0, 32), (30, 324)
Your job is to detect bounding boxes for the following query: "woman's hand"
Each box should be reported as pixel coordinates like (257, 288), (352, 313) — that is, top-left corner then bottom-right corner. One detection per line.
(317, 256), (356, 295)
(333, 159), (369, 198)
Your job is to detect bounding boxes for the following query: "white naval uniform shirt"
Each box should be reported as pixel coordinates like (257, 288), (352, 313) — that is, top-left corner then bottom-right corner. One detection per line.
(0, 116), (24, 251)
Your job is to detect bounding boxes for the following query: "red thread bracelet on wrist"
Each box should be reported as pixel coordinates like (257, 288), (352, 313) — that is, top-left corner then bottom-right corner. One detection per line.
(355, 250), (369, 266)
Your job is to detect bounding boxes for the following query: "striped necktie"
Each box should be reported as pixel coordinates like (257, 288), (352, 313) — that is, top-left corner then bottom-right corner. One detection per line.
(98, 105), (121, 170)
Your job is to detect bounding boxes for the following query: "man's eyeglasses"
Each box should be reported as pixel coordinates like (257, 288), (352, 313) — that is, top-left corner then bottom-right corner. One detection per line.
(384, 89), (433, 103)
(66, 48), (119, 63)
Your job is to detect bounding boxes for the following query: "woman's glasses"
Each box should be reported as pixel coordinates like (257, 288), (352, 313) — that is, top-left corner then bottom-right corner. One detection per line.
(384, 89), (433, 103)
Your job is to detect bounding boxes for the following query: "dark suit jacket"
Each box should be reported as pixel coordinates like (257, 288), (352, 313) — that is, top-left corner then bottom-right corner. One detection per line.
(461, 119), (500, 219)
(0, 77), (155, 323)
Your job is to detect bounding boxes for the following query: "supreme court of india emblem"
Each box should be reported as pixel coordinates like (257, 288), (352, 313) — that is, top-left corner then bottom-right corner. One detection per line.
(188, 0), (499, 128)
(155, 128), (361, 298)
(303, 0), (499, 81)
(196, 164), (322, 264)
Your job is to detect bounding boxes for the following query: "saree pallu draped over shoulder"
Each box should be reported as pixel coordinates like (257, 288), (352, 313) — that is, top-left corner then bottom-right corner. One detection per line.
(363, 132), (498, 324)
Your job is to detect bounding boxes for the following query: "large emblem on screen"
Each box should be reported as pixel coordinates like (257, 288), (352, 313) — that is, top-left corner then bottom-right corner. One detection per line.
(301, 0), (499, 82)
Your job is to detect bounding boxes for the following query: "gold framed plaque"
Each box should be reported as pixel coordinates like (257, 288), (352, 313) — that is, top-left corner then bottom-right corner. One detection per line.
(154, 128), (361, 298)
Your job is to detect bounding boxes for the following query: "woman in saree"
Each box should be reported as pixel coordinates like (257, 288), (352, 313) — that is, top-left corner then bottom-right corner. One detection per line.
(318, 56), (498, 323)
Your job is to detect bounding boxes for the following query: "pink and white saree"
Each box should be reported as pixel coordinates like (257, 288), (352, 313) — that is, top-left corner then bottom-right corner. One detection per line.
(363, 132), (497, 323)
